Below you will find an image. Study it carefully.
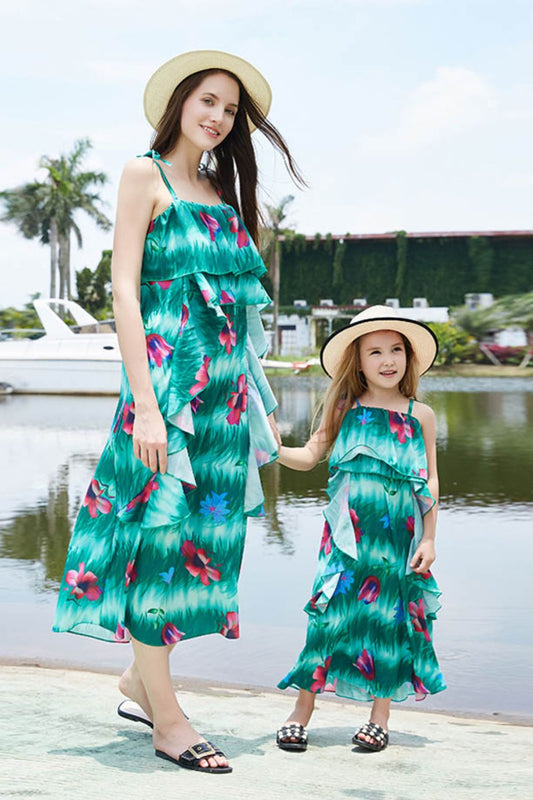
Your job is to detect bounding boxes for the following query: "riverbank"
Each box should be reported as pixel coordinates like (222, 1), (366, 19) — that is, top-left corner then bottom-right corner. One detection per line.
(265, 360), (533, 378)
(2, 664), (532, 800)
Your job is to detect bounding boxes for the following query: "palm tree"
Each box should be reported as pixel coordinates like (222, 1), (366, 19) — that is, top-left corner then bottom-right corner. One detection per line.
(261, 195), (294, 355)
(1, 139), (112, 299)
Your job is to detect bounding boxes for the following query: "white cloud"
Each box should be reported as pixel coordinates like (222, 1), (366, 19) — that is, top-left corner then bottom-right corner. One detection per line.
(360, 67), (497, 153)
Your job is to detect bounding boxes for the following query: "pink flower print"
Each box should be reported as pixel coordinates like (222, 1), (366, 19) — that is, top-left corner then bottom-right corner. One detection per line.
(254, 448), (271, 467)
(161, 622), (185, 646)
(147, 219), (155, 234)
(309, 591), (322, 610)
(220, 289), (236, 304)
(418, 468), (428, 479)
(310, 656), (332, 693)
(220, 611), (240, 639)
(219, 319), (237, 354)
(181, 540), (221, 586)
(113, 622), (129, 642)
(125, 475), (159, 512)
(199, 211), (221, 241)
(146, 333), (174, 367)
(148, 279), (173, 289)
(190, 396), (203, 414)
(349, 508), (364, 543)
(354, 649), (375, 681)
(83, 479), (112, 518)
(121, 402), (135, 435)
(226, 374), (248, 425)
(357, 575), (381, 604)
(189, 356), (211, 396)
(125, 561), (137, 587)
(201, 288), (212, 303)
(409, 598), (431, 642)
(179, 304), (189, 336)
(405, 515), (415, 538)
(388, 411), (414, 444)
(65, 563), (102, 601)
(228, 214), (250, 248)
(320, 521), (332, 555)
(412, 671), (430, 701)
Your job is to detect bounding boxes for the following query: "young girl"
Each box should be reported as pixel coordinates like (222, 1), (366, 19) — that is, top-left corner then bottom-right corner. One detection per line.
(53, 50), (303, 774)
(276, 305), (446, 752)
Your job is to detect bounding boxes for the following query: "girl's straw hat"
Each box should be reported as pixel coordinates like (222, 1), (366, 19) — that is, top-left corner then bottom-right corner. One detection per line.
(320, 305), (439, 379)
(143, 50), (272, 132)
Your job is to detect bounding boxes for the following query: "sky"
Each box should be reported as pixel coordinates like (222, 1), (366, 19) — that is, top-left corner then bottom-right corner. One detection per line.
(1, 0), (532, 307)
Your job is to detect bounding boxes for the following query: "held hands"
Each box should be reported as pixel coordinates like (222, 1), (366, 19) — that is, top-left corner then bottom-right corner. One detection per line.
(267, 413), (282, 449)
(132, 406), (168, 474)
(410, 539), (436, 574)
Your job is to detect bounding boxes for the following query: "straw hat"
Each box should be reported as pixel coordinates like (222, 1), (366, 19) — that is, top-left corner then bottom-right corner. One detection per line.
(320, 305), (439, 379)
(143, 50), (272, 132)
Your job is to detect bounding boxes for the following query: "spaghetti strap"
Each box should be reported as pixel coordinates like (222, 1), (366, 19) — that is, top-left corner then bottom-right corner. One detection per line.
(407, 397), (414, 414)
(354, 397), (361, 408)
(139, 149), (178, 203)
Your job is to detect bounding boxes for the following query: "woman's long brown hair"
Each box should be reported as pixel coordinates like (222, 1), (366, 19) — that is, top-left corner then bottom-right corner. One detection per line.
(319, 332), (420, 447)
(151, 68), (305, 245)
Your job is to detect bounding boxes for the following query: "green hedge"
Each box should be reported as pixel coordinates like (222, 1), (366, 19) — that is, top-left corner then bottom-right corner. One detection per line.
(265, 234), (533, 307)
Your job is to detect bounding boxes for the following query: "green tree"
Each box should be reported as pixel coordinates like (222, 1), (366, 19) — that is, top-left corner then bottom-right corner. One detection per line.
(76, 250), (112, 316)
(260, 195), (294, 355)
(1, 139), (112, 300)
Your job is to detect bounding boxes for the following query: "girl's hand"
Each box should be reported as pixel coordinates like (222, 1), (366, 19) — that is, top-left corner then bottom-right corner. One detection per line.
(268, 413), (282, 449)
(410, 539), (436, 573)
(132, 406), (168, 474)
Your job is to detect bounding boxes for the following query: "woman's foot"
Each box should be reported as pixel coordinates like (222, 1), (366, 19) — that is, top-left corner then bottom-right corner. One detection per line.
(154, 718), (230, 771)
(354, 697), (390, 750)
(118, 661), (152, 720)
(277, 689), (316, 749)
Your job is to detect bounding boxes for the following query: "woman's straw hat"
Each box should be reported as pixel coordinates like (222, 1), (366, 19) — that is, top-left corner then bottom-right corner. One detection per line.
(320, 305), (439, 379)
(143, 50), (272, 132)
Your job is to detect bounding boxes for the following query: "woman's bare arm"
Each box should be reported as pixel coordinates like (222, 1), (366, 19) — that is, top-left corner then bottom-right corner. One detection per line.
(111, 158), (168, 474)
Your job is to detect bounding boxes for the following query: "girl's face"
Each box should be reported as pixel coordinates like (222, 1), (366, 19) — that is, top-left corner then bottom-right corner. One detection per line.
(179, 72), (240, 151)
(358, 330), (407, 390)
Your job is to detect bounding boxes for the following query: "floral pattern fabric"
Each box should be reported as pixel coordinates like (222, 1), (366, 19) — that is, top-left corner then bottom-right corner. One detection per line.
(278, 403), (447, 703)
(53, 152), (278, 646)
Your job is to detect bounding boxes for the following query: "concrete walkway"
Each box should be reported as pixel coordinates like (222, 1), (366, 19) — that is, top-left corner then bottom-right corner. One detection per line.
(1, 665), (531, 800)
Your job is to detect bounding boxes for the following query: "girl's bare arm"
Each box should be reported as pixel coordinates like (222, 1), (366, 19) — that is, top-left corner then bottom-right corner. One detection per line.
(277, 428), (330, 471)
(410, 403), (439, 572)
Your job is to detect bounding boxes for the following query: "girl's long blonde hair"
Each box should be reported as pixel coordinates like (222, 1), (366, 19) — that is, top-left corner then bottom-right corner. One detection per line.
(319, 332), (420, 446)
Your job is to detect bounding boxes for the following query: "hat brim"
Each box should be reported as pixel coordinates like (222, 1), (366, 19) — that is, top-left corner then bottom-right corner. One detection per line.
(320, 317), (439, 379)
(143, 50), (272, 133)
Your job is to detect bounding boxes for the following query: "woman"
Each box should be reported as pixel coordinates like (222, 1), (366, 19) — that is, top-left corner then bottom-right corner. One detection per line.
(53, 50), (303, 774)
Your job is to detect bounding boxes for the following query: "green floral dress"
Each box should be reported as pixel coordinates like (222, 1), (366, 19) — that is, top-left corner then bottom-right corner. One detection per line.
(53, 152), (278, 647)
(278, 399), (446, 702)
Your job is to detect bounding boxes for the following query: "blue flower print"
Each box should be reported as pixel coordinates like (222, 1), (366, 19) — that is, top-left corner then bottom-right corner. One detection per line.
(357, 409), (374, 425)
(380, 513), (391, 529)
(334, 570), (355, 596)
(200, 491), (230, 524)
(393, 599), (405, 623)
(159, 567), (175, 584)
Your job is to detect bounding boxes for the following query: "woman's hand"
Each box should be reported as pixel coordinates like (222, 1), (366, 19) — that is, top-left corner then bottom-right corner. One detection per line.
(132, 406), (168, 474)
(410, 539), (436, 573)
(267, 413), (282, 449)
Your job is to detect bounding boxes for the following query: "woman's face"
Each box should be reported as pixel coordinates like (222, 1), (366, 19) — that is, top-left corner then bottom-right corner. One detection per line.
(179, 72), (240, 151)
(358, 330), (407, 390)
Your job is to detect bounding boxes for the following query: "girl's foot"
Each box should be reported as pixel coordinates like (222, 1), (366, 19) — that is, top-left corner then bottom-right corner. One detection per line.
(277, 690), (316, 749)
(354, 697), (390, 750)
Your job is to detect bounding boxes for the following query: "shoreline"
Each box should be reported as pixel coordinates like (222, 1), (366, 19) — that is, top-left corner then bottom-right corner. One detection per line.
(2, 655), (531, 727)
(266, 362), (533, 378)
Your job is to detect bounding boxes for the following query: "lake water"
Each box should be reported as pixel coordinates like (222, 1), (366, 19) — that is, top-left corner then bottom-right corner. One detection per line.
(1, 376), (532, 721)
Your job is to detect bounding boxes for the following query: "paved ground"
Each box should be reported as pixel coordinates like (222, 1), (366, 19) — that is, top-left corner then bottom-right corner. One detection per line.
(1, 665), (532, 800)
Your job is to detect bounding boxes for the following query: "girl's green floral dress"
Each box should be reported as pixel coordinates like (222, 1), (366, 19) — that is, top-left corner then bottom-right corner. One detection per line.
(278, 399), (446, 702)
(53, 152), (278, 647)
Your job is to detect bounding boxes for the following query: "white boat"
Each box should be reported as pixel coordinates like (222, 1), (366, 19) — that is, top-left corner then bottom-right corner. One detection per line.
(0, 299), (122, 395)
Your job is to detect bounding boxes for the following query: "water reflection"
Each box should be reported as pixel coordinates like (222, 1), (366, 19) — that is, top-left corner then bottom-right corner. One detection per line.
(1, 379), (533, 716)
